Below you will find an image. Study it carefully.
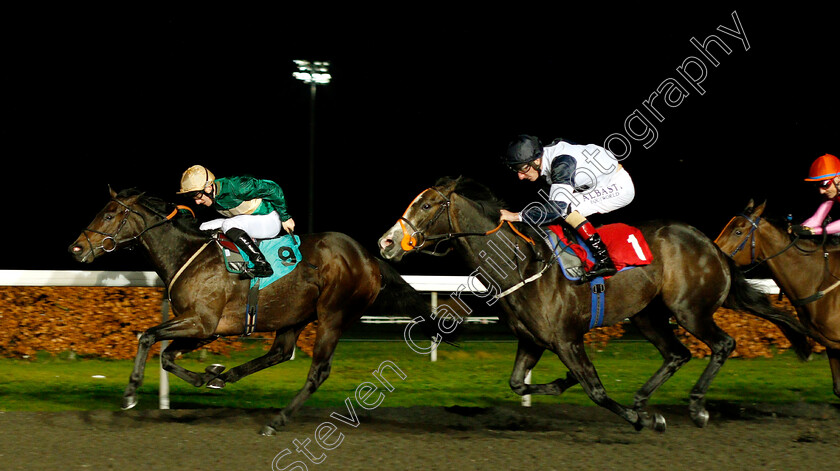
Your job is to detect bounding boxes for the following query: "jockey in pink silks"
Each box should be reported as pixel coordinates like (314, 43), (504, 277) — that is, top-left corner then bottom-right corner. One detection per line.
(796, 153), (840, 236)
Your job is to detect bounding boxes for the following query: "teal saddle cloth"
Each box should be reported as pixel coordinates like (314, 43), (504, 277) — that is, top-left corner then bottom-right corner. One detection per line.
(217, 234), (302, 289)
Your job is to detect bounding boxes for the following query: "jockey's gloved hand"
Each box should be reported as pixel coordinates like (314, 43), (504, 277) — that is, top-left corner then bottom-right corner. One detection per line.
(789, 224), (814, 236)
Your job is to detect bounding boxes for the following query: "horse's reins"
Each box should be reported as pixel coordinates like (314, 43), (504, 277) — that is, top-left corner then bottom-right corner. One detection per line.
(398, 188), (535, 254)
(396, 187), (549, 298)
(718, 212), (840, 306)
(718, 213), (807, 270)
(78, 195), (195, 260)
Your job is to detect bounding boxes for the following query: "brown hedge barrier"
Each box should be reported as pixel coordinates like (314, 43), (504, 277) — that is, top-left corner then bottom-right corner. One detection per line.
(0, 286), (820, 360)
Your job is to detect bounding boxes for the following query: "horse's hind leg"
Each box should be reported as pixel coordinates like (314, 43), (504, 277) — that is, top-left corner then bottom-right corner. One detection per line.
(672, 309), (736, 427)
(261, 321), (343, 436)
(630, 309), (692, 411)
(828, 348), (840, 399)
(160, 337), (220, 387)
(555, 340), (666, 432)
(207, 327), (300, 388)
(509, 339), (578, 396)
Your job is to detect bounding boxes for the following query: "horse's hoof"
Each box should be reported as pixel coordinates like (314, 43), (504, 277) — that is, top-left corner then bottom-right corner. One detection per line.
(205, 364), (226, 376)
(259, 425), (277, 436)
(692, 409), (710, 428)
(206, 377), (226, 389)
(652, 413), (667, 433)
(121, 395), (138, 410)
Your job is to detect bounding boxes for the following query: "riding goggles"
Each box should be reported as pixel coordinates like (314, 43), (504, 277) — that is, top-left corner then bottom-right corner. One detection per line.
(187, 190), (211, 200)
(814, 179), (835, 189)
(508, 160), (537, 174)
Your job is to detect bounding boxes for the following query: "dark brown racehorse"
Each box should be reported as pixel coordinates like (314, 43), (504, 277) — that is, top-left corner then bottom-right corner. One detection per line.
(378, 177), (811, 432)
(715, 200), (840, 399)
(69, 188), (439, 435)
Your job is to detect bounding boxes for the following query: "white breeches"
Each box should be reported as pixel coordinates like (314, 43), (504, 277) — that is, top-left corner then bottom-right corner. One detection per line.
(572, 167), (635, 218)
(199, 211), (282, 239)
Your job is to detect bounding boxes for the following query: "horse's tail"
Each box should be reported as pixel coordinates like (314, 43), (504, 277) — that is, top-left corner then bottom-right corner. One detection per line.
(368, 258), (460, 344)
(722, 255), (812, 360)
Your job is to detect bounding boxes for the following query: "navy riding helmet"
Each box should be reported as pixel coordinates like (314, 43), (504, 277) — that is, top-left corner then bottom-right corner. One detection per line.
(503, 135), (543, 172)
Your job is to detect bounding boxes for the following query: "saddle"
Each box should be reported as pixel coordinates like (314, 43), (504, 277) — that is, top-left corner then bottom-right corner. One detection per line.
(545, 223), (654, 329)
(215, 233), (303, 289)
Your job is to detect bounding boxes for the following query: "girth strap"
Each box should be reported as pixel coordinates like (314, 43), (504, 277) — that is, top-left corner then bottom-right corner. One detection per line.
(589, 277), (607, 330)
(167, 240), (213, 295)
(245, 278), (260, 335)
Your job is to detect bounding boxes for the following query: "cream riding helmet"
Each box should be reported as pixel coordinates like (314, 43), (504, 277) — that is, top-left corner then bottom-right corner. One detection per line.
(177, 165), (216, 197)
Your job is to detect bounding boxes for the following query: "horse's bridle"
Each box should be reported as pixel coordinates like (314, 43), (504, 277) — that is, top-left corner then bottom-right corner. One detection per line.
(77, 195), (193, 261)
(397, 188), (454, 255)
(721, 213), (762, 262)
(397, 187), (535, 256)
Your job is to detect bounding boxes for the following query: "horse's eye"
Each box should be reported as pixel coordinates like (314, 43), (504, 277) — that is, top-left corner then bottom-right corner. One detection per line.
(422, 203), (431, 210)
(105, 214), (114, 221)
(734, 230), (742, 236)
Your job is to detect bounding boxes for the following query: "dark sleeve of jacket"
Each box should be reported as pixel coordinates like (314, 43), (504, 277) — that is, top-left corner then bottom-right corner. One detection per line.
(519, 155), (575, 225)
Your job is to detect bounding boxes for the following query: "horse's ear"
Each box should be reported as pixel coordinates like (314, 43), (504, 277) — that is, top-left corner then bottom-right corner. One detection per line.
(743, 199), (755, 213)
(441, 175), (462, 192)
(108, 185), (117, 199)
(753, 200), (767, 217)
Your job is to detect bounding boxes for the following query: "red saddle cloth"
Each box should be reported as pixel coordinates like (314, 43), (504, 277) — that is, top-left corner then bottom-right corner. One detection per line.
(548, 223), (654, 271)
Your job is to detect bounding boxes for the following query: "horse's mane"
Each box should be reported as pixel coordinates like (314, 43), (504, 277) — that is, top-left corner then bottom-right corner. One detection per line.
(757, 213), (839, 251)
(434, 176), (552, 257)
(434, 176), (508, 222)
(116, 188), (203, 234)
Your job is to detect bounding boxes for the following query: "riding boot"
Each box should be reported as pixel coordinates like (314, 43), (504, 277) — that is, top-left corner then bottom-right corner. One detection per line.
(225, 228), (273, 278)
(575, 220), (617, 281)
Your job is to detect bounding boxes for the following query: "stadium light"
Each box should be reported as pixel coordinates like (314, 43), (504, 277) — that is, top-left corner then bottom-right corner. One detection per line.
(293, 60), (332, 84)
(293, 60), (331, 233)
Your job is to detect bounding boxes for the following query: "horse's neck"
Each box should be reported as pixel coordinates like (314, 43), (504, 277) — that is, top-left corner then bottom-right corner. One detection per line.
(451, 197), (544, 289)
(761, 224), (826, 299)
(138, 223), (211, 285)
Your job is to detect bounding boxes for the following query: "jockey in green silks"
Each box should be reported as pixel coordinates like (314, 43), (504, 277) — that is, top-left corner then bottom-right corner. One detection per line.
(177, 165), (295, 277)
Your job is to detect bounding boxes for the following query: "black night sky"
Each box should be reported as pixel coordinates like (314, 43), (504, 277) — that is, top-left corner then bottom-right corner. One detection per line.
(4, 6), (839, 276)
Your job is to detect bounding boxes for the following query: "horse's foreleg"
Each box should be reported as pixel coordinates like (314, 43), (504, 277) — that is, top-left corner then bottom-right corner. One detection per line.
(630, 310), (692, 411)
(509, 339), (578, 396)
(261, 324), (341, 436)
(828, 348), (840, 399)
(556, 340), (666, 432)
(207, 328), (299, 388)
(122, 317), (211, 410)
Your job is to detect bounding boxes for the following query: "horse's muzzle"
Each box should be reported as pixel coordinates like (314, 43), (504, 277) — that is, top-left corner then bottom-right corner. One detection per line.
(378, 224), (406, 261)
(68, 238), (95, 263)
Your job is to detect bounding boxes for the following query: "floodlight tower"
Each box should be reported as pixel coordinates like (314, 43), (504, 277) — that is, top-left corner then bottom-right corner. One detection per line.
(293, 60), (331, 234)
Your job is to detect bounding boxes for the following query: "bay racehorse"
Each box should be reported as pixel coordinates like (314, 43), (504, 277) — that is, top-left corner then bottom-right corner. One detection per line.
(715, 199), (840, 399)
(378, 177), (811, 432)
(69, 188), (440, 435)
